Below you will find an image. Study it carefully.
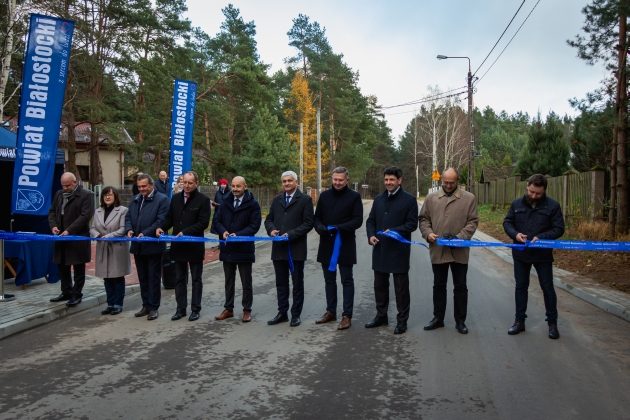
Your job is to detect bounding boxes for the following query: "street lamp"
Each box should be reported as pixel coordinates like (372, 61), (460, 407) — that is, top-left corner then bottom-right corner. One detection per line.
(436, 54), (475, 194)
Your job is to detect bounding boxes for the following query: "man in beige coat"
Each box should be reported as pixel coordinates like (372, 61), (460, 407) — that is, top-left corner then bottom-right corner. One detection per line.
(419, 168), (478, 334)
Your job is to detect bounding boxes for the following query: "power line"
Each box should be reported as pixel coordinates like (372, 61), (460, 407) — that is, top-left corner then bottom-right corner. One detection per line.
(380, 90), (468, 115)
(378, 85), (467, 110)
(476, 0), (542, 84)
(473, 0), (526, 77)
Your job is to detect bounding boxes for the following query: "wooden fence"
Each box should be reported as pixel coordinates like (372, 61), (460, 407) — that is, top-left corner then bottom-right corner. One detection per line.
(474, 170), (606, 220)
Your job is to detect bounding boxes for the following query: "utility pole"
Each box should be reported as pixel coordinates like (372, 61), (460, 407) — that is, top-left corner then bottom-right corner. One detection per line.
(299, 123), (304, 191)
(467, 64), (474, 194)
(316, 106), (321, 198)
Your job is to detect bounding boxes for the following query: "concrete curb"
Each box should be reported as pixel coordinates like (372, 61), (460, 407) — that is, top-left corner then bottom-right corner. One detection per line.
(0, 284), (141, 340)
(474, 230), (630, 323)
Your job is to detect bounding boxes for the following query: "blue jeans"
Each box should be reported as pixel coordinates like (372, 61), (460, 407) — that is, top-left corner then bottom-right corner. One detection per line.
(514, 259), (558, 323)
(104, 277), (125, 308)
(322, 264), (354, 317)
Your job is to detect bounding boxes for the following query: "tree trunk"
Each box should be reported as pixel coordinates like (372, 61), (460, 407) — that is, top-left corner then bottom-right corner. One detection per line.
(89, 123), (103, 186)
(204, 111), (210, 147)
(329, 112), (335, 171)
(0, 0), (16, 119)
(615, 10), (628, 234)
(64, 69), (77, 175)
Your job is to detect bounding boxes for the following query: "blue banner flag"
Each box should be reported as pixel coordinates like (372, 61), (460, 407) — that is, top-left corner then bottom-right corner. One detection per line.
(168, 79), (197, 196)
(11, 14), (74, 215)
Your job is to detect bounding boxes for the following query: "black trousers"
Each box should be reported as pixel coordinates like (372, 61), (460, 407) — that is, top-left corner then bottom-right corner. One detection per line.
(273, 260), (305, 318)
(514, 259), (557, 323)
(223, 262), (253, 311)
(134, 254), (162, 310)
(174, 261), (204, 313)
(58, 263), (86, 300)
(431, 262), (468, 322)
(322, 264), (354, 317)
(374, 271), (410, 324)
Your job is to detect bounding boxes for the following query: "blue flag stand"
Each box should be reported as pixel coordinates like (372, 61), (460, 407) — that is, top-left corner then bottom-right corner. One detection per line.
(0, 239), (16, 302)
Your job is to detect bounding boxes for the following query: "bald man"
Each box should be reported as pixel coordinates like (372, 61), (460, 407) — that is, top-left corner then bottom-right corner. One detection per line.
(213, 176), (262, 322)
(48, 172), (94, 306)
(155, 170), (169, 195)
(419, 168), (478, 334)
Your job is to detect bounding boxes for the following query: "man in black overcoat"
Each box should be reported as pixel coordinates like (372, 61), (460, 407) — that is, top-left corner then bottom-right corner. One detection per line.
(365, 167), (419, 334)
(157, 171), (210, 322)
(126, 174), (170, 320)
(48, 172), (94, 307)
(213, 176), (262, 323)
(314, 167), (363, 330)
(264, 170), (314, 327)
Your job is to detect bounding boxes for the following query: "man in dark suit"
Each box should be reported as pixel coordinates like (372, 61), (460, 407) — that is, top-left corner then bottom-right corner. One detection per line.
(503, 173), (565, 339)
(213, 176), (262, 323)
(157, 171), (211, 322)
(48, 172), (94, 307)
(314, 167), (363, 330)
(125, 174), (170, 320)
(365, 167), (419, 334)
(155, 170), (169, 195)
(264, 170), (314, 327)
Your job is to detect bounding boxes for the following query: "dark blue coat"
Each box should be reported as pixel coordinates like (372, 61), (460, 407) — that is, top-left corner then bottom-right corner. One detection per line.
(162, 189), (211, 262)
(503, 194), (565, 263)
(214, 190), (262, 263)
(366, 188), (418, 273)
(125, 190), (170, 255)
(264, 189), (314, 261)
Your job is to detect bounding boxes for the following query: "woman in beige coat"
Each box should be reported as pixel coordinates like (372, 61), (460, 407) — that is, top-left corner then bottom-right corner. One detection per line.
(90, 187), (131, 315)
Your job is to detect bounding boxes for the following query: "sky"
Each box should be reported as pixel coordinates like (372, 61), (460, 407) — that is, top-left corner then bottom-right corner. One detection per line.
(185, 0), (606, 141)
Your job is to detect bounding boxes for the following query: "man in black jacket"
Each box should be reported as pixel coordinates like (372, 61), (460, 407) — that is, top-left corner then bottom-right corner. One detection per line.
(503, 174), (565, 339)
(314, 167), (363, 330)
(213, 176), (262, 323)
(126, 174), (170, 320)
(264, 170), (314, 327)
(48, 172), (94, 307)
(155, 170), (169, 195)
(365, 167), (419, 335)
(157, 171), (210, 322)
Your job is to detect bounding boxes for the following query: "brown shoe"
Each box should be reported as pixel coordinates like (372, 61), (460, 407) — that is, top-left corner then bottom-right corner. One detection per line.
(315, 310), (336, 324)
(215, 309), (234, 321)
(242, 311), (252, 323)
(337, 316), (352, 330)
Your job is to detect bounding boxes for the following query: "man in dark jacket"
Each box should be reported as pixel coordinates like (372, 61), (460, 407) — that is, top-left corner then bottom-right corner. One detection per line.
(154, 170), (169, 195)
(365, 167), (418, 335)
(211, 178), (231, 234)
(314, 167), (363, 330)
(125, 174), (170, 320)
(48, 172), (94, 307)
(264, 170), (314, 327)
(213, 176), (262, 323)
(157, 171), (210, 322)
(503, 173), (565, 339)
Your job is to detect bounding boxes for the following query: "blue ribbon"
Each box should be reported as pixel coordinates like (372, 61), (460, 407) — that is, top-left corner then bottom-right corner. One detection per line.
(437, 237), (630, 252)
(376, 230), (429, 249)
(327, 226), (342, 272)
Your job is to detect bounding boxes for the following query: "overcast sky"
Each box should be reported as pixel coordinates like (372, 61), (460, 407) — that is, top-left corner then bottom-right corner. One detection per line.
(185, 0), (606, 140)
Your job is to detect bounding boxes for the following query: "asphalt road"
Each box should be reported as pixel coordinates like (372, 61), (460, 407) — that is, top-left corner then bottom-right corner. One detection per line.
(1, 202), (629, 420)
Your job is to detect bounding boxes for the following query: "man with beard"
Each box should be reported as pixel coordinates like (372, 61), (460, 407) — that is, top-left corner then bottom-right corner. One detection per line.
(419, 167), (478, 335)
(503, 173), (565, 339)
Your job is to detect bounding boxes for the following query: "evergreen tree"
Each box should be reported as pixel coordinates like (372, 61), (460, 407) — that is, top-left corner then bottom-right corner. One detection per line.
(516, 113), (570, 177)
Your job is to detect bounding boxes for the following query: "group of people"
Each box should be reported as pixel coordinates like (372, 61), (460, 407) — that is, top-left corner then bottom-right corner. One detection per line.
(46, 166), (565, 339)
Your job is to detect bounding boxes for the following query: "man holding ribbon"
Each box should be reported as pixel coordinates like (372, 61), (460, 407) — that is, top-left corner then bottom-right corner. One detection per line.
(126, 174), (170, 321)
(213, 176), (262, 323)
(157, 171), (211, 322)
(419, 167), (478, 335)
(265, 170), (314, 327)
(503, 173), (565, 339)
(48, 172), (94, 307)
(314, 167), (363, 330)
(365, 167), (418, 335)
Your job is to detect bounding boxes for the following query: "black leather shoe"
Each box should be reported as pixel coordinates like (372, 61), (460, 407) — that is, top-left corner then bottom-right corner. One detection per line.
(188, 312), (200, 322)
(101, 307), (113, 315)
(456, 322), (469, 334)
(508, 320), (525, 335)
(267, 313), (288, 325)
(147, 310), (159, 320)
(365, 317), (388, 328)
(290, 316), (301, 327)
(423, 317), (445, 331)
(548, 323), (560, 339)
(110, 307), (123, 315)
(134, 307), (149, 317)
(171, 311), (186, 321)
(50, 294), (70, 302)
(394, 323), (407, 334)
(66, 297), (82, 307)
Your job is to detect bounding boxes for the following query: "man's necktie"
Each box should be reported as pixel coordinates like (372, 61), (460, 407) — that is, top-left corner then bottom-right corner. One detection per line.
(285, 195), (291, 206)
(234, 198), (240, 208)
(184, 193), (189, 204)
